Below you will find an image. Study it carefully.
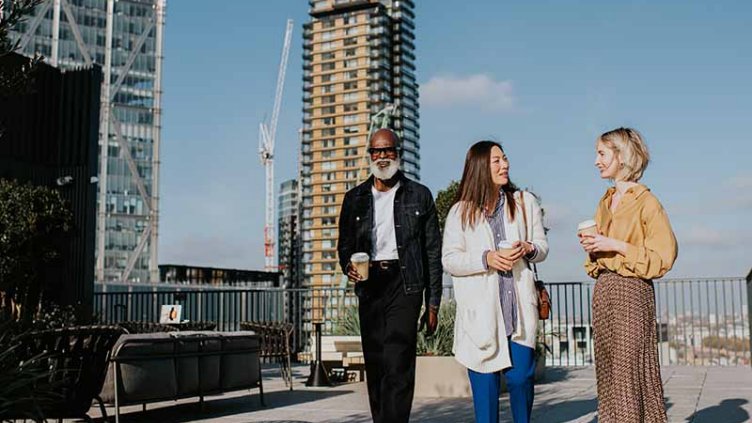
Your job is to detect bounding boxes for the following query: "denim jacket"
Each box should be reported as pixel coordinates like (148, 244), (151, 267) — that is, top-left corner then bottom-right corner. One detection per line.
(337, 172), (443, 307)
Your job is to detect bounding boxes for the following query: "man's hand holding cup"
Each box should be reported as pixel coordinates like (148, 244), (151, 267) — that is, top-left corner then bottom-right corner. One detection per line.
(348, 252), (370, 283)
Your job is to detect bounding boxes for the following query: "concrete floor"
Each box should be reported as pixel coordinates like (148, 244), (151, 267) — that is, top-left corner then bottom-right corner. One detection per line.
(84, 364), (752, 423)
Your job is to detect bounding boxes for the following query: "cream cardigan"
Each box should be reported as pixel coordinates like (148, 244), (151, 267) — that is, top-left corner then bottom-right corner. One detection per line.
(442, 191), (548, 373)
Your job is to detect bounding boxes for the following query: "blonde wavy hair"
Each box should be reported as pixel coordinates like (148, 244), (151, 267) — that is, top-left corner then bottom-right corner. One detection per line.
(597, 127), (650, 182)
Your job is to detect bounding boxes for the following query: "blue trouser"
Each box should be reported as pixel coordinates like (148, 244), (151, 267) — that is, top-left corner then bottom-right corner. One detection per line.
(467, 341), (536, 423)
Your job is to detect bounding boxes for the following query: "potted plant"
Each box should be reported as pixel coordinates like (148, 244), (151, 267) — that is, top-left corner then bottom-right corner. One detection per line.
(413, 300), (473, 397)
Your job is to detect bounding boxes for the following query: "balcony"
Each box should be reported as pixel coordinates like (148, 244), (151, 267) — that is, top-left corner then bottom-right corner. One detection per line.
(83, 275), (752, 421)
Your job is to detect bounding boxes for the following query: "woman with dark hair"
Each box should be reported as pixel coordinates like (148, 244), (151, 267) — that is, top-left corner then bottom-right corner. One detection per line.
(442, 141), (548, 423)
(580, 128), (677, 422)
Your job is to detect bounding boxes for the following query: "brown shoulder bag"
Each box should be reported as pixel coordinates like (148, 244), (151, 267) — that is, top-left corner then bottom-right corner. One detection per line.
(519, 192), (551, 320)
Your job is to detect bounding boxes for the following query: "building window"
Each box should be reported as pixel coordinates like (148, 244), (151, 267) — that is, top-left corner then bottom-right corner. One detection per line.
(321, 139), (335, 148)
(344, 159), (358, 167)
(344, 147), (359, 156)
(321, 74), (335, 83)
(321, 62), (335, 71)
(322, 95), (336, 104)
(343, 59), (358, 68)
(321, 106), (336, 115)
(344, 37), (358, 46)
(320, 41), (337, 51)
(323, 195), (336, 204)
(343, 125), (359, 134)
(344, 103), (358, 112)
(343, 93), (359, 102)
(322, 217), (336, 226)
(321, 150), (335, 159)
(321, 84), (334, 93)
(343, 114), (360, 124)
(343, 15), (356, 25)
(322, 161), (337, 170)
(323, 172), (336, 181)
(344, 48), (357, 57)
(322, 263), (336, 271)
(343, 136), (361, 146)
(321, 30), (334, 41)
(321, 128), (336, 136)
(345, 70), (358, 79)
(344, 81), (358, 90)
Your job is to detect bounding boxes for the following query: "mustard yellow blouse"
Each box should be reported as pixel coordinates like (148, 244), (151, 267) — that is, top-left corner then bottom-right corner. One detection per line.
(584, 184), (678, 280)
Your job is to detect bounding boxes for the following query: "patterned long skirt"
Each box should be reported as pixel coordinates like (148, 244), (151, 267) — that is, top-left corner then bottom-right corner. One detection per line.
(592, 271), (667, 423)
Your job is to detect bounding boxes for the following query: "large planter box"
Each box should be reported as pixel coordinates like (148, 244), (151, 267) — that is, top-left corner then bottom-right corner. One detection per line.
(414, 355), (546, 398)
(414, 356), (471, 398)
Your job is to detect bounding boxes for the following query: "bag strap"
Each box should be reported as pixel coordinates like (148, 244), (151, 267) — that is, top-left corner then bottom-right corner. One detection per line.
(518, 191), (540, 280)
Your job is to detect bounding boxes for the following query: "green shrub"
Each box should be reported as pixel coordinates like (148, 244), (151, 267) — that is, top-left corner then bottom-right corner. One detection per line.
(332, 303), (360, 336)
(0, 179), (72, 322)
(416, 301), (456, 356)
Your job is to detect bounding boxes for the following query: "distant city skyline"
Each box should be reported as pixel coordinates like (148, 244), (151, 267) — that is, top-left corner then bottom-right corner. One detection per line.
(158, 1), (751, 281)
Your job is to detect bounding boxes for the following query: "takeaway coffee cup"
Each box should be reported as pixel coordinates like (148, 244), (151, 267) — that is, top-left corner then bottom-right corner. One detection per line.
(577, 219), (598, 237)
(350, 252), (370, 281)
(497, 240), (516, 256)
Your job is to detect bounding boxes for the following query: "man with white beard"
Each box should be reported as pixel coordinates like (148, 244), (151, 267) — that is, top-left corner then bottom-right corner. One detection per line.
(337, 129), (443, 423)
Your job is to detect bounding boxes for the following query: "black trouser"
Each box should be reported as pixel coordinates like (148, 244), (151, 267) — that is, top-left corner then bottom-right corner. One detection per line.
(358, 261), (423, 423)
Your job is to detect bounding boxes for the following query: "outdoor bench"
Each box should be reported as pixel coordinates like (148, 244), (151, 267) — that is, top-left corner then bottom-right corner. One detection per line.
(99, 331), (262, 423)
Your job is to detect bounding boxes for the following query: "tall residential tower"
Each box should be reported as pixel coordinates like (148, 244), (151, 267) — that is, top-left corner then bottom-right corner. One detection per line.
(10, 0), (166, 283)
(301, 0), (419, 291)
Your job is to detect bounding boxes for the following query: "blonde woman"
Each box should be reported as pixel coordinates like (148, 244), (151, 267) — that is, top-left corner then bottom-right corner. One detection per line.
(579, 127), (678, 423)
(443, 141), (548, 423)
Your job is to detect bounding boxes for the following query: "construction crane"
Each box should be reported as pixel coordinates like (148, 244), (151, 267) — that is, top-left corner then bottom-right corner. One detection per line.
(259, 19), (293, 272)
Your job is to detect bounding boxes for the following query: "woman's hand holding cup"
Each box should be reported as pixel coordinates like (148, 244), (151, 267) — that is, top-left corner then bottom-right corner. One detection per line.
(486, 241), (524, 272)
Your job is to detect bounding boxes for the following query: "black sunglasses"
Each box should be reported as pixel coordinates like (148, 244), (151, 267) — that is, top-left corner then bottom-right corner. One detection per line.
(367, 147), (399, 156)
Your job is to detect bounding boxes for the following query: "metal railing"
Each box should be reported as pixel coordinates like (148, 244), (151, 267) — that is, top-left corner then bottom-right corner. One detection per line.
(93, 286), (358, 354)
(538, 277), (750, 366)
(93, 275), (751, 366)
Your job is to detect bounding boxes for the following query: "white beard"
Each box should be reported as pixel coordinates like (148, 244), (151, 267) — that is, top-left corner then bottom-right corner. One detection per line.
(370, 157), (400, 180)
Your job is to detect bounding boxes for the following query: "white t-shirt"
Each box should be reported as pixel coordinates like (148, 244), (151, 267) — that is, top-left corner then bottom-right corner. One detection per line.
(371, 182), (400, 261)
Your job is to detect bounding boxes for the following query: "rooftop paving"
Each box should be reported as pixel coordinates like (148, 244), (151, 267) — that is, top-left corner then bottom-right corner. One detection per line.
(85, 364), (752, 423)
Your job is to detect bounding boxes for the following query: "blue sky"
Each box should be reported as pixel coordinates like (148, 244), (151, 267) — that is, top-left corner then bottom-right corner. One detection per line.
(159, 0), (751, 281)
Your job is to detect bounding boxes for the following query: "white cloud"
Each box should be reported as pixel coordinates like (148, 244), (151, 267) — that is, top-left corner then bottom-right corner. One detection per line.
(680, 225), (739, 249)
(725, 174), (752, 210)
(540, 202), (577, 231)
(420, 74), (515, 112)
(727, 174), (752, 190)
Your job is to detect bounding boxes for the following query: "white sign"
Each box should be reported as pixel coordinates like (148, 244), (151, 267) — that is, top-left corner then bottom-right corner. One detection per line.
(159, 304), (182, 324)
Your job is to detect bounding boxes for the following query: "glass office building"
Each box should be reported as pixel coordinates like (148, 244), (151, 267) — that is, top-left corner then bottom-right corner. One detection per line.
(10, 0), (166, 283)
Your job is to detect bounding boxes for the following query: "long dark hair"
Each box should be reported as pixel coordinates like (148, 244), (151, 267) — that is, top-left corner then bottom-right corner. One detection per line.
(455, 140), (520, 230)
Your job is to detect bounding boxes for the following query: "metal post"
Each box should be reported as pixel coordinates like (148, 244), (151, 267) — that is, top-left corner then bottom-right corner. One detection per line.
(95, 0), (114, 282)
(305, 322), (331, 386)
(50, 0), (61, 66)
(746, 268), (752, 367)
(149, 0), (166, 283)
